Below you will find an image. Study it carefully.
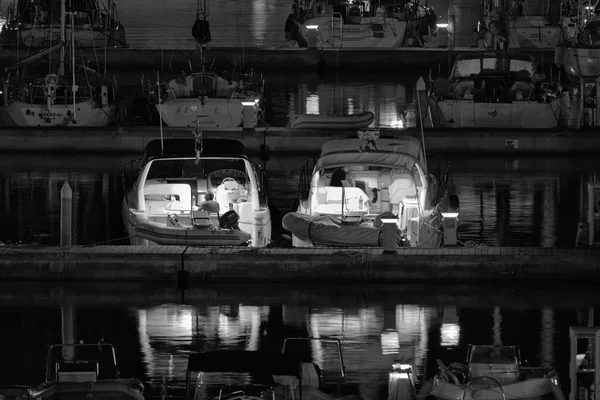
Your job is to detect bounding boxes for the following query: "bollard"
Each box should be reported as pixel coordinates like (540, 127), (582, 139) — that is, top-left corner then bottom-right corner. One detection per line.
(60, 181), (72, 246)
(381, 216), (399, 254)
(442, 212), (459, 246)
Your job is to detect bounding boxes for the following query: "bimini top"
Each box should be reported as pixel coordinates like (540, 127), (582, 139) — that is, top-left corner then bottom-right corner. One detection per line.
(187, 351), (301, 377)
(315, 136), (425, 172)
(142, 138), (246, 163)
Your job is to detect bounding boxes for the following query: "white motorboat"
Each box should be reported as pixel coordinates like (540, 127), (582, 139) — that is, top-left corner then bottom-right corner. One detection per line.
(285, 130), (459, 248)
(121, 137), (272, 247)
(0, 0), (120, 128)
(431, 345), (565, 400)
(0, 0), (127, 49)
(427, 51), (561, 129)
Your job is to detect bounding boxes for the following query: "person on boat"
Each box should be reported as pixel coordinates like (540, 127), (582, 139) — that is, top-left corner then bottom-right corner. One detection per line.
(330, 167), (353, 187)
(285, 13), (295, 42)
(199, 191), (220, 215)
(192, 11), (212, 46)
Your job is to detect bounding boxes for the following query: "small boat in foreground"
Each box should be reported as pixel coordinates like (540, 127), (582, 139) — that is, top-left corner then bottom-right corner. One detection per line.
(31, 343), (144, 400)
(431, 345), (564, 400)
(291, 111), (375, 129)
(121, 137), (272, 247)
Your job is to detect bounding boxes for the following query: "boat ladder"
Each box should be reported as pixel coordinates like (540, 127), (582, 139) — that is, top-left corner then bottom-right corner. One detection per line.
(461, 376), (506, 400)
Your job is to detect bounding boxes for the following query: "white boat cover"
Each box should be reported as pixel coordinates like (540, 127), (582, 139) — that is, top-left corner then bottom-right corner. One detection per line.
(316, 137), (425, 177)
(282, 212), (383, 246)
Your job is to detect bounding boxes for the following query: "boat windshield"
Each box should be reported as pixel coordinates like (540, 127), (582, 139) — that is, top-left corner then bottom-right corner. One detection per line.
(192, 372), (279, 400)
(469, 346), (517, 365)
(146, 158), (249, 186)
(453, 57), (534, 78)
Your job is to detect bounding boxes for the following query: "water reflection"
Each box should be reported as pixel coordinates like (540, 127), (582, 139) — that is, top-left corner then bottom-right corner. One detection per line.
(0, 282), (591, 400)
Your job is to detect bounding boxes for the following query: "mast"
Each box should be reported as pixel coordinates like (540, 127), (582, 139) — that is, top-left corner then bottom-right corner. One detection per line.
(59, 0), (67, 77)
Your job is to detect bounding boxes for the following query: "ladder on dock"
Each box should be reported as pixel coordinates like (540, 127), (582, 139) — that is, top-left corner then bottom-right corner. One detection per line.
(569, 326), (600, 400)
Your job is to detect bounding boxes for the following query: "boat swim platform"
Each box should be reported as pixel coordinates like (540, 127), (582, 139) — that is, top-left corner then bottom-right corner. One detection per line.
(0, 126), (598, 155)
(0, 46), (557, 71)
(1, 245), (599, 283)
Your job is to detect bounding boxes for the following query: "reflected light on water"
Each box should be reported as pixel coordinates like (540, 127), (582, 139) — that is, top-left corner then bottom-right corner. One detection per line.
(440, 306), (459, 347)
(306, 93), (320, 115)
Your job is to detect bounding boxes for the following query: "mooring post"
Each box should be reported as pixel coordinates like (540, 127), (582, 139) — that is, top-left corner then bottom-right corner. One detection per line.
(60, 181), (72, 246)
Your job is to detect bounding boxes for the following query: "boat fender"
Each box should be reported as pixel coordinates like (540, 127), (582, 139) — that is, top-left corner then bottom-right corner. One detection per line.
(312, 1), (331, 16)
(219, 210), (240, 229)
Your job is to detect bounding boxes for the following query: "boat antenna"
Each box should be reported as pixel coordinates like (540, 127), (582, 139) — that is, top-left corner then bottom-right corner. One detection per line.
(415, 76), (428, 175)
(156, 71), (164, 154)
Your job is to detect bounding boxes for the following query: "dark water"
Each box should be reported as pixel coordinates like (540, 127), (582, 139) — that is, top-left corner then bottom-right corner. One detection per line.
(0, 282), (598, 399)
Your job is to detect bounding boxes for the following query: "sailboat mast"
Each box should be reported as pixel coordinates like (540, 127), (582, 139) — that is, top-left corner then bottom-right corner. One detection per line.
(71, 0), (76, 121)
(59, 0), (66, 77)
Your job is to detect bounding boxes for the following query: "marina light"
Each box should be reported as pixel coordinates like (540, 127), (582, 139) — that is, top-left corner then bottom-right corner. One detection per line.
(241, 101), (256, 106)
(436, 23), (449, 28)
(441, 212), (459, 219)
(381, 218), (398, 224)
(306, 25), (319, 30)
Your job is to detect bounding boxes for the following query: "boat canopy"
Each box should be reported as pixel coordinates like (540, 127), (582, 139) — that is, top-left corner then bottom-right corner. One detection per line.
(315, 136), (425, 173)
(187, 351), (301, 377)
(142, 139), (246, 164)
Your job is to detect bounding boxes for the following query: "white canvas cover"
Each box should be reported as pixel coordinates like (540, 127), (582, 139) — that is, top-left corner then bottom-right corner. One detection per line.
(315, 137), (425, 175)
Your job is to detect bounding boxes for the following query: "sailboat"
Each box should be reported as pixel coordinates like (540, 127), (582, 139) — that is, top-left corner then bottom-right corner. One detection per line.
(0, 0), (120, 128)
(0, 0), (127, 49)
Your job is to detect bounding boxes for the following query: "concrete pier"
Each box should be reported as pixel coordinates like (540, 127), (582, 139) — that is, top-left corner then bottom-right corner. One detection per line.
(0, 47), (557, 71)
(0, 126), (597, 155)
(0, 245), (599, 283)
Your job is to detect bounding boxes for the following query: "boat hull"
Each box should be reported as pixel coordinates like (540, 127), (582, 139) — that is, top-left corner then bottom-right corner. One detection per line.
(298, 17), (406, 48)
(0, 100), (118, 127)
(558, 45), (600, 80)
(508, 18), (562, 49)
(428, 99), (561, 129)
(0, 26), (127, 48)
(156, 98), (246, 128)
(430, 376), (556, 400)
(291, 111), (375, 129)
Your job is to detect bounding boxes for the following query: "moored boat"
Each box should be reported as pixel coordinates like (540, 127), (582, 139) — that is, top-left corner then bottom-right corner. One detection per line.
(427, 51), (561, 129)
(0, 0), (127, 49)
(431, 345), (564, 400)
(139, 53), (271, 129)
(291, 111), (375, 129)
(121, 137), (272, 247)
(286, 130), (459, 248)
(0, 0), (120, 128)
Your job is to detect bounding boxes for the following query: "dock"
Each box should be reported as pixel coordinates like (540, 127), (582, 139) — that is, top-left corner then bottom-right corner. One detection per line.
(0, 47), (557, 71)
(0, 126), (596, 155)
(0, 245), (599, 283)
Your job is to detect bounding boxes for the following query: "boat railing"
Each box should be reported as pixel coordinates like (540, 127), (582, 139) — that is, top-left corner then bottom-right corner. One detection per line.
(298, 156), (319, 202)
(120, 158), (143, 196)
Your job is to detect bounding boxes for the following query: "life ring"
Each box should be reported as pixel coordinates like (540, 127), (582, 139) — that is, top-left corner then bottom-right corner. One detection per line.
(312, 1), (331, 16)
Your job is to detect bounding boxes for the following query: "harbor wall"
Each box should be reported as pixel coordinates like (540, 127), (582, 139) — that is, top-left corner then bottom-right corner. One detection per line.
(1, 245), (599, 283)
(0, 127), (598, 155)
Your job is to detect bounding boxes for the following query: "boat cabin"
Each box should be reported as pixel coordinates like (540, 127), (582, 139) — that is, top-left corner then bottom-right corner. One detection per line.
(166, 72), (245, 99)
(467, 345), (520, 385)
(432, 52), (546, 102)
